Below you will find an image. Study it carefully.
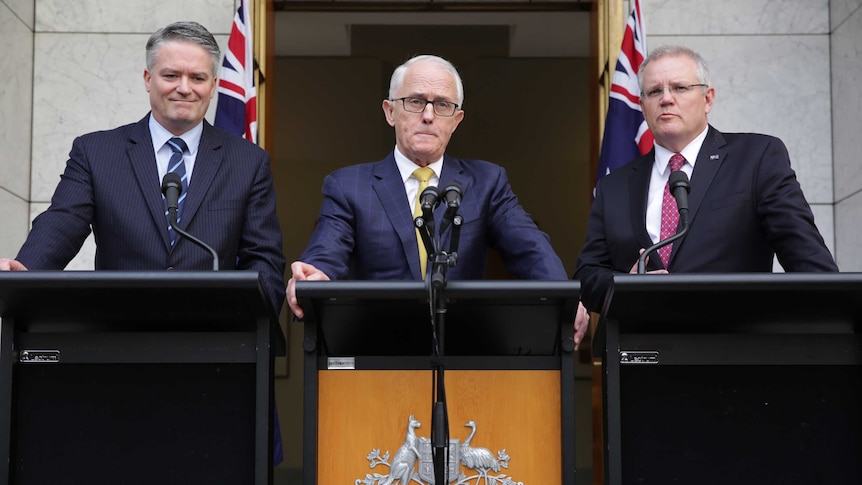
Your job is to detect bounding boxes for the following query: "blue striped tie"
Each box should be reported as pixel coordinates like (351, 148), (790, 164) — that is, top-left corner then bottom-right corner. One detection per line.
(165, 137), (189, 246)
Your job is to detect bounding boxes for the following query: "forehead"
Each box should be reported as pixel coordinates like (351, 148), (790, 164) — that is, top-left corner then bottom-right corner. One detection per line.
(400, 61), (457, 98)
(642, 55), (697, 84)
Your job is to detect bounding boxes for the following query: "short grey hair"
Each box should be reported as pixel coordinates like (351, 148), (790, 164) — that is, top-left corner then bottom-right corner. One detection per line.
(146, 21), (221, 77)
(389, 55), (465, 107)
(637, 45), (711, 93)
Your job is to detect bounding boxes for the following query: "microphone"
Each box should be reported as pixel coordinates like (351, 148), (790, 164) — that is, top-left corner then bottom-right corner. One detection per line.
(419, 185), (440, 233)
(162, 172), (182, 213)
(669, 170), (691, 226)
(438, 182), (462, 235)
(637, 170), (691, 274)
(161, 173), (220, 271)
(420, 186), (441, 216)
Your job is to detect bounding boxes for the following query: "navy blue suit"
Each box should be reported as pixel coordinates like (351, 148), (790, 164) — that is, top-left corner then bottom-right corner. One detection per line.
(300, 153), (567, 281)
(575, 126), (838, 312)
(17, 114), (286, 317)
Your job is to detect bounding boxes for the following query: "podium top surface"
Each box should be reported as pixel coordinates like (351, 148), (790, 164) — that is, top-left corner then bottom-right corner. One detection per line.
(591, 273), (862, 353)
(606, 272), (862, 318)
(0, 271), (272, 327)
(295, 279), (580, 357)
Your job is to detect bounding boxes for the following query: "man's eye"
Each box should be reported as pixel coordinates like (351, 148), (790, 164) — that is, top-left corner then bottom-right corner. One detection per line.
(435, 101), (452, 109)
(647, 88), (662, 97)
(673, 85), (690, 93)
(407, 98), (425, 107)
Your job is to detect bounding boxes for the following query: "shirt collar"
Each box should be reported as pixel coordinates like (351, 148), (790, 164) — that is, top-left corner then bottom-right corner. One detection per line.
(148, 114), (204, 155)
(393, 146), (443, 183)
(654, 125), (709, 175)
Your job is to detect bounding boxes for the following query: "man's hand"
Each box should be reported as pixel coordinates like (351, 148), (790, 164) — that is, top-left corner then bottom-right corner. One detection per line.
(629, 249), (668, 275)
(286, 261), (330, 319)
(0, 258), (27, 271)
(573, 300), (590, 351)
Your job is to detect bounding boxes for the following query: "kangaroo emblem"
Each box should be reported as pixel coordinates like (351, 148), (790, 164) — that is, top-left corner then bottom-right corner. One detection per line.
(381, 414), (421, 485)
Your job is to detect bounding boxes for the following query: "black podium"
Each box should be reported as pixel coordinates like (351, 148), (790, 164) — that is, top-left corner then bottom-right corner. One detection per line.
(594, 273), (862, 485)
(296, 280), (580, 484)
(0, 271), (284, 485)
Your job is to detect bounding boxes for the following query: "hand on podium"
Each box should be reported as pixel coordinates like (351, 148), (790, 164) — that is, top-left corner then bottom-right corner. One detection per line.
(0, 258), (28, 271)
(573, 301), (590, 350)
(629, 248), (668, 275)
(286, 260), (330, 319)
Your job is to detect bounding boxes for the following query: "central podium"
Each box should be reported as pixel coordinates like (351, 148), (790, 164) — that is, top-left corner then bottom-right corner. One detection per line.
(297, 280), (580, 484)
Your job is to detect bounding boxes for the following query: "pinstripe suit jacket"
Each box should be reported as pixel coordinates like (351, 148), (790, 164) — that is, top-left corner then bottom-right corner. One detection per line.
(300, 153), (567, 281)
(575, 126), (837, 312)
(17, 114), (286, 317)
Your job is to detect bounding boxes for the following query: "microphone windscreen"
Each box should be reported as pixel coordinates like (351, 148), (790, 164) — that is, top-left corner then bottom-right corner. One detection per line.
(669, 170), (690, 193)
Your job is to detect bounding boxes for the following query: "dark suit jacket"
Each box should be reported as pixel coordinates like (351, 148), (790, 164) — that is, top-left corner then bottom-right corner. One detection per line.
(575, 126), (838, 312)
(300, 153), (567, 281)
(17, 114), (286, 317)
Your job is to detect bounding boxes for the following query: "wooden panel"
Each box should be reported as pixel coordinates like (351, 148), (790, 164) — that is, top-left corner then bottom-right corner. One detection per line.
(318, 369), (562, 483)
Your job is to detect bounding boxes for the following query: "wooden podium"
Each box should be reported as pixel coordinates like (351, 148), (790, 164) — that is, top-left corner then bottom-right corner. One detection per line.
(594, 273), (862, 485)
(297, 280), (580, 484)
(0, 271), (284, 485)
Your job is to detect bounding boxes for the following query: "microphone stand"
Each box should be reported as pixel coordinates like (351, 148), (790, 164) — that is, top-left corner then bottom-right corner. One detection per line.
(168, 209), (220, 271)
(415, 211), (462, 485)
(637, 211), (689, 275)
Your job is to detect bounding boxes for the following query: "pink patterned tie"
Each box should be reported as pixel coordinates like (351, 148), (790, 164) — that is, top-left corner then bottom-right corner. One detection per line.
(658, 153), (686, 268)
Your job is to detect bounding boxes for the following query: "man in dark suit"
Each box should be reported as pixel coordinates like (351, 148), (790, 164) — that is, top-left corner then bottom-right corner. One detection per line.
(287, 54), (590, 339)
(0, 21), (286, 318)
(575, 45), (838, 314)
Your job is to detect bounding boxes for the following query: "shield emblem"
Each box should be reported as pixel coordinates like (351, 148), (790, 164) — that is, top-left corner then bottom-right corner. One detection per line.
(417, 437), (461, 484)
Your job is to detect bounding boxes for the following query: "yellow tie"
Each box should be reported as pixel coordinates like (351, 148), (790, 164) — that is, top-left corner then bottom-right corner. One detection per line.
(412, 167), (434, 278)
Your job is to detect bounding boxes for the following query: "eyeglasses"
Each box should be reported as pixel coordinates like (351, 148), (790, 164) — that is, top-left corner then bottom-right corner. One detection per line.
(391, 97), (460, 117)
(642, 84), (709, 100)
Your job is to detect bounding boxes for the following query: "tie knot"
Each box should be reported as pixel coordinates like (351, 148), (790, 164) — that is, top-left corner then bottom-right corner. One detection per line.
(167, 137), (188, 155)
(669, 153), (686, 172)
(413, 166), (434, 183)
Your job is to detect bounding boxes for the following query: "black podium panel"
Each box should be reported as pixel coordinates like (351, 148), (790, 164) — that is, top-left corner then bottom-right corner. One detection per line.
(13, 363), (256, 485)
(619, 364), (862, 483)
(596, 273), (862, 485)
(299, 280), (576, 358)
(0, 272), (280, 485)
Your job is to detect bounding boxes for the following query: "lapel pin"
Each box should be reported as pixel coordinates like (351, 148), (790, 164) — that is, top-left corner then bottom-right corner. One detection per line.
(710, 154), (719, 160)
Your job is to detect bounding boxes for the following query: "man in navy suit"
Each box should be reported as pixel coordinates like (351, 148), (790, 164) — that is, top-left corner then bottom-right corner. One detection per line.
(286, 54), (590, 343)
(575, 45), (838, 314)
(0, 21), (286, 318)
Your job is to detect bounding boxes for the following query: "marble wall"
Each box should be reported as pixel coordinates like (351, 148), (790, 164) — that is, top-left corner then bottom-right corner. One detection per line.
(832, 0), (862, 270)
(0, 0), (34, 259)
(642, 0), (839, 266)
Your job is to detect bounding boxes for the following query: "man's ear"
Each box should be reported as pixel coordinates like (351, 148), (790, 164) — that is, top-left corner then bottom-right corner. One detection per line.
(382, 99), (396, 127)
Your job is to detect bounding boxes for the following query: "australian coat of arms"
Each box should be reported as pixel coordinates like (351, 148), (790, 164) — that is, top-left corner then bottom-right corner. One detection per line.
(354, 414), (524, 485)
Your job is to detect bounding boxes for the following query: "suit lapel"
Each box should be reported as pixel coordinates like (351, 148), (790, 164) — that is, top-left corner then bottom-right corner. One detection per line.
(127, 115), (172, 249)
(668, 126), (726, 266)
(687, 126), (726, 226)
(372, 155), (420, 277)
(179, 121), (223, 230)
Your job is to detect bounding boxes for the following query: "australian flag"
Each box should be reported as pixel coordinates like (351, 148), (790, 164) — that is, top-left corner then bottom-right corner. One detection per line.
(596, 0), (652, 188)
(215, 0), (257, 143)
(214, 0), (283, 466)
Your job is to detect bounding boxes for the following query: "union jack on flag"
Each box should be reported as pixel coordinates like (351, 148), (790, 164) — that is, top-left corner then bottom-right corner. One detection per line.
(596, 0), (652, 187)
(214, 0), (257, 143)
